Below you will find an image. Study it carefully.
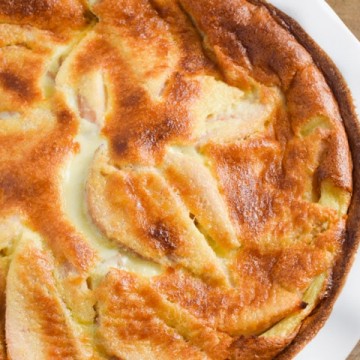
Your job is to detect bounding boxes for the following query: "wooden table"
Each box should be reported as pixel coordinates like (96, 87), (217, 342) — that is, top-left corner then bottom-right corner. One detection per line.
(347, 340), (360, 360)
(327, 0), (360, 40)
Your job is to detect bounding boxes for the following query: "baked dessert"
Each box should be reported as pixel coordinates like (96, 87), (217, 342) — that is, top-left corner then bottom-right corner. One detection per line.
(0, 0), (359, 359)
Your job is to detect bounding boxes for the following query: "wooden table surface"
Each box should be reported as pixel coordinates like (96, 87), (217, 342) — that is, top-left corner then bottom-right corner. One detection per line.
(347, 340), (360, 360)
(327, 0), (360, 40)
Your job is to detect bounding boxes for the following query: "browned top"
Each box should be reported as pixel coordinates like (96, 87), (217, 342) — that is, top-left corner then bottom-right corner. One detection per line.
(0, 0), (92, 33)
(0, 0), (356, 360)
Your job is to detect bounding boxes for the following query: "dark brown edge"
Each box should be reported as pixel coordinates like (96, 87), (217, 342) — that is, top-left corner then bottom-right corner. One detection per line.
(245, 1), (360, 359)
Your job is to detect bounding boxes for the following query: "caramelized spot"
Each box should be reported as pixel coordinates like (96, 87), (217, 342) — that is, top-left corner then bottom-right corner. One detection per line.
(300, 301), (308, 310)
(112, 137), (128, 155)
(0, 71), (36, 101)
(0, 0), (90, 33)
(0, 0), (51, 17)
(148, 221), (177, 253)
(204, 137), (282, 238)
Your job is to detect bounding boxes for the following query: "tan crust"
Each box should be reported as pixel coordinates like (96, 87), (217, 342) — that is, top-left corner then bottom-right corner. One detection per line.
(0, 0), (359, 359)
(249, 2), (360, 359)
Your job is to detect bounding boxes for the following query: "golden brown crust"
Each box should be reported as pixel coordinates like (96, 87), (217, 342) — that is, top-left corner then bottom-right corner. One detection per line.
(0, 0), (91, 34)
(0, 0), (358, 359)
(5, 235), (98, 360)
(179, 0), (352, 192)
(249, 2), (360, 359)
(96, 269), (234, 359)
(0, 18), (96, 272)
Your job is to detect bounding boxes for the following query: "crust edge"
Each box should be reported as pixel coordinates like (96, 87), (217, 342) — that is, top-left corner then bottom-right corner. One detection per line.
(248, 1), (360, 358)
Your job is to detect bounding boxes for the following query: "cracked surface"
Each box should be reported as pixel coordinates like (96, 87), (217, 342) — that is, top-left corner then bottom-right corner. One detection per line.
(0, 0), (353, 359)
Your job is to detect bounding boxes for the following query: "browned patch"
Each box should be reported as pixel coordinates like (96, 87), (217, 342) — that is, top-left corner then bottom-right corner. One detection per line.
(148, 222), (177, 252)
(231, 335), (296, 360)
(106, 170), (189, 256)
(272, 247), (332, 291)
(149, 0), (216, 74)
(203, 136), (283, 238)
(71, 35), (198, 166)
(7, 244), (90, 359)
(181, 0), (352, 195)
(153, 267), (303, 336)
(0, 71), (36, 101)
(96, 269), (225, 359)
(0, 0), (51, 17)
(104, 172), (173, 257)
(230, 249), (276, 299)
(0, 0), (90, 33)
(0, 98), (96, 272)
(103, 71), (198, 166)
(179, 0), (313, 89)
